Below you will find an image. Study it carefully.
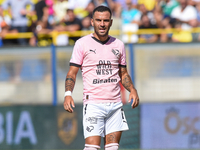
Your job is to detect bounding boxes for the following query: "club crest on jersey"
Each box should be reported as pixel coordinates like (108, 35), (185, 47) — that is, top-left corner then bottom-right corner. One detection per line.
(112, 49), (119, 58)
(86, 126), (94, 132)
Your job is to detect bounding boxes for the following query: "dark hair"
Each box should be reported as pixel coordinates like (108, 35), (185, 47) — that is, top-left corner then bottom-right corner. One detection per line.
(141, 14), (148, 20)
(92, 5), (112, 18)
(67, 9), (74, 13)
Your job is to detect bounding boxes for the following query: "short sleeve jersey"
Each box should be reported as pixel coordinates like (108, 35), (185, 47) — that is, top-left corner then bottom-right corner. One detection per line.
(70, 34), (127, 104)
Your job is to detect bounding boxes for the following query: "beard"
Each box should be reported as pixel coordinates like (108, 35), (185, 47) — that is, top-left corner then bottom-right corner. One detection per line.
(94, 26), (110, 37)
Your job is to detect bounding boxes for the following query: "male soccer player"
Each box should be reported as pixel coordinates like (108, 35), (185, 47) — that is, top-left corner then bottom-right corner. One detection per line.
(63, 5), (139, 150)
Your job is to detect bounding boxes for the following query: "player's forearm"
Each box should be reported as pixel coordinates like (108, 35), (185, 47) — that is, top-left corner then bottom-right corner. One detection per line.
(65, 75), (75, 92)
(121, 73), (136, 92)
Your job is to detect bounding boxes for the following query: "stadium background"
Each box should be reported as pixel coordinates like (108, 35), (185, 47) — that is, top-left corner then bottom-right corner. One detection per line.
(0, 0), (200, 149)
(1, 42), (200, 150)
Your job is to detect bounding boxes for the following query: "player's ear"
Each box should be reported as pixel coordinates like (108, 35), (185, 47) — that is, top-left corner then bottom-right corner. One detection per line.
(91, 18), (94, 26)
(110, 19), (113, 27)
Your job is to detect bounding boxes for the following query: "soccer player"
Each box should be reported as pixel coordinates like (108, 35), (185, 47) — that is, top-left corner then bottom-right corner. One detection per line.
(63, 5), (139, 150)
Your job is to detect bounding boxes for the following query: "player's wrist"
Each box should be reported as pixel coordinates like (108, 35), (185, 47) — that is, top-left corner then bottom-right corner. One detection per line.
(64, 91), (72, 97)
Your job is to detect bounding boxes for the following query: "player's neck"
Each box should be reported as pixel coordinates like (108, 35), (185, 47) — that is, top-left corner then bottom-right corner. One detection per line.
(93, 33), (109, 42)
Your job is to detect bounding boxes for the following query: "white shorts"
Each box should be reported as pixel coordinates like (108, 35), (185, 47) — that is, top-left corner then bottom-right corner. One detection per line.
(83, 101), (129, 139)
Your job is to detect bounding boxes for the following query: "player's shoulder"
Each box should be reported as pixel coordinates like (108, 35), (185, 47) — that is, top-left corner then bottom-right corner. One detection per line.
(76, 34), (92, 43)
(109, 35), (124, 46)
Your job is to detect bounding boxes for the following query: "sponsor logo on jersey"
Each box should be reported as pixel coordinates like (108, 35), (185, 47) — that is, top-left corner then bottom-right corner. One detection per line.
(86, 117), (98, 124)
(89, 49), (96, 54)
(93, 78), (117, 84)
(96, 60), (113, 75)
(57, 112), (77, 145)
(86, 126), (94, 132)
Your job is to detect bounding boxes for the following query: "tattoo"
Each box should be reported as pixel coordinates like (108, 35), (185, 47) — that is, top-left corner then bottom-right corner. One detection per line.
(106, 133), (116, 143)
(119, 67), (134, 92)
(122, 74), (134, 92)
(118, 68), (125, 78)
(65, 78), (75, 82)
(65, 75), (75, 91)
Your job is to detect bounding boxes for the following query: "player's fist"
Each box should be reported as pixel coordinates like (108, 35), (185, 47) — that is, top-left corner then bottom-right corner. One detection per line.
(63, 96), (75, 113)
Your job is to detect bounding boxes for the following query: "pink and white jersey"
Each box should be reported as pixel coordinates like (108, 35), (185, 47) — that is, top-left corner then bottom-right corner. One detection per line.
(70, 33), (127, 104)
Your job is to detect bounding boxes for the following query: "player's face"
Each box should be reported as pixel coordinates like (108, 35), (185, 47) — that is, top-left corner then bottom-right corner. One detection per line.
(91, 11), (112, 40)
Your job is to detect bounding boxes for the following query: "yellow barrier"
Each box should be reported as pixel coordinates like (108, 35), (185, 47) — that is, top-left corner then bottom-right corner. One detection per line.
(3, 27), (200, 45)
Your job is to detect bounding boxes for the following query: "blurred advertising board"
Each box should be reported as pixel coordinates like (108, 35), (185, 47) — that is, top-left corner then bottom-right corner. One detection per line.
(0, 104), (139, 149)
(0, 105), (83, 149)
(134, 43), (200, 102)
(141, 102), (200, 149)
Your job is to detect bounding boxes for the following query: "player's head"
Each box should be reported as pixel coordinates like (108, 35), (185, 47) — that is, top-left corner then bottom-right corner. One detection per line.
(92, 5), (112, 19)
(91, 6), (113, 40)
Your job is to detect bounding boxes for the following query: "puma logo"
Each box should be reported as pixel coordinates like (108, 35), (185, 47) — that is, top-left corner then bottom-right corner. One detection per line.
(90, 49), (96, 54)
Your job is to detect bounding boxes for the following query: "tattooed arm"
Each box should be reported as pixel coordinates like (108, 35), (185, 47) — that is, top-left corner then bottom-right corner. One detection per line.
(119, 66), (139, 108)
(64, 66), (79, 113)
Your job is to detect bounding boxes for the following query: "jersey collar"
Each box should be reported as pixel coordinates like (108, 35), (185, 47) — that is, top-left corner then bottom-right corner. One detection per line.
(91, 34), (110, 45)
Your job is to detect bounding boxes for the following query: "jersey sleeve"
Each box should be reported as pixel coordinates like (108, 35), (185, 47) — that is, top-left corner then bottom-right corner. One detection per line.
(70, 40), (84, 67)
(119, 43), (127, 67)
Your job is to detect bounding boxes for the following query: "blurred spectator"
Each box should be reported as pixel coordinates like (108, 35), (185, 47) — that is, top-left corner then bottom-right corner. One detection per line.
(114, 0), (137, 17)
(2, 0), (34, 46)
(157, 0), (179, 42)
(195, 2), (200, 41)
(152, 4), (163, 28)
(106, 0), (118, 14)
(171, 0), (198, 30)
(53, 0), (69, 24)
(58, 9), (82, 32)
(93, 0), (109, 7)
(85, 2), (96, 18)
(63, 8), (82, 43)
(138, 4), (156, 26)
(1, 0), (200, 46)
(160, 0), (179, 18)
(68, 0), (91, 19)
(54, 8), (82, 45)
(139, 14), (159, 43)
(115, 0), (137, 9)
(197, 2), (200, 24)
(158, 2), (177, 27)
(197, 2), (200, 25)
(170, 0), (198, 42)
(34, 0), (48, 24)
(160, 0), (199, 43)
(29, 20), (53, 46)
(92, 0), (118, 18)
(0, 5), (16, 39)
(29, 0), (51, 46)
(121, 0), (141, 43)
(188, 0), (200, 6)
(159, 16), (176, 42)
(171, 21), (193, 42)
(121, 0), (141, 25)
(137, 0), (157, 11)
(45, 0), (55, 26)
(81, 15), (93, 31)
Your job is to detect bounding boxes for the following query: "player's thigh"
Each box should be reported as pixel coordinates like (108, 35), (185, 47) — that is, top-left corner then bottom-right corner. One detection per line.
(104, 131), (122, 145)
(83, 103), (106, 140)
(85, 135), (101, 146)
(105, 104), (129, 136)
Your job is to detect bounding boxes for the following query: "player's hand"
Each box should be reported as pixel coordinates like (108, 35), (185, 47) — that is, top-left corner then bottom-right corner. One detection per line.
(128, 88), (139, 109)
(63, 96), (75, 113)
